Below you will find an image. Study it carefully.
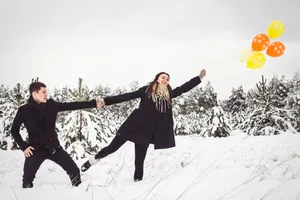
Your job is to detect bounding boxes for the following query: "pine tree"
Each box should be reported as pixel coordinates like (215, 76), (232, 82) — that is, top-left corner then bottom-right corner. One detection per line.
(49, 86), (72, 125)
(0, 84), (8, 113)
(0, 84), (8, 98)
(173, 81), (216, 117)
(290, 70), (300, 91)
(0, 85), (8, 147)
(201, 81), (218, 110)
(223, 86), (247, 113)
(172, 82), (212, 135)
(0, 83), (29, 150)
(92, 83), (113, 140)
(101, 81), (141, 136)
(223, 86), (247, 129)
(289, 92), (300, 132)
(59, 78), (104, 159)
(201, 106), (231, 137)
(268, 75), (289, 108)
(172, 91), (190, 116)
(286, 71), (300, 132)
(175, 111), (208, 135)
(241, 76), (296, 135)
(102, 86), (129, 135)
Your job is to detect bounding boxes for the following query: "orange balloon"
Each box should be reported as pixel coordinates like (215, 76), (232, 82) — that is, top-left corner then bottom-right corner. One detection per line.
(266, 41), (285, 57)
(252, 33), (270, 51)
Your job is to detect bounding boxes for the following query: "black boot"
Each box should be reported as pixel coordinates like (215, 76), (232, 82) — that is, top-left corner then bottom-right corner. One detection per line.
(69, 173), (82, 187)
(134, 177), (142, 182)
(81, 161), (92, 172)
(133, 169), (143, 182)
(22, 182), (33, 188)
(81, 156), (100, 172)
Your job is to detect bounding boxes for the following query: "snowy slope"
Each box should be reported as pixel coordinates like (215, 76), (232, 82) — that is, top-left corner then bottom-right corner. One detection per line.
(1, 131), (300, 200)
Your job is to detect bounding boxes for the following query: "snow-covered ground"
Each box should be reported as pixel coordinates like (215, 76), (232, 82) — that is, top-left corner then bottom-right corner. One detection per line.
(1, 131), (300, 200)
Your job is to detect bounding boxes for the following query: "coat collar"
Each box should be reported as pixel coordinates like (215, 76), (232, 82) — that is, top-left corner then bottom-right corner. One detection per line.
(27, 96), (47, 112)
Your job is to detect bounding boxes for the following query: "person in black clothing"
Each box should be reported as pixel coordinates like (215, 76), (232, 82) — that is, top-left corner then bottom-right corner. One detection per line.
(81, 69), (207, 182)
(11, 81), (101, 188)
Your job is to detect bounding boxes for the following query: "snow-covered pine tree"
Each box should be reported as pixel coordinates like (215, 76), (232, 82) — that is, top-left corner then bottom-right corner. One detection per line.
(103, 86), (129, 134)
(175, 111), (208, 135)
(0, 84), (8, 114)
(267, 75), (297, 132)
(172, 94), (186, 135)
(201, 106), (231, 137)
(0, 83), (29, 150)
(59, 78), (103, 159)
(241, 75), (296, 136)
(290, 70), (300, 91)
(173, 81), (215, 116)
(101, 81), (141, 135)
(172, 85), (200, 134)
(173, 81), (216, 135)
(286, 71), (300, 132)
(173, 86), (199, 115)
(0, 84), (7, 99)
(91, 83), (113, 142)
(223, 86), (247, 113)
(287, 91), (300, 132)
(50, 86), (73, 125)
(0, 84), (8, 147)
(126, 80), (141, 112)
(223, 86), (247, 130)
(51, 86), (72, 102)
(172, 90), (191, 135)
(201, 81), (218, 111)
(268, 75), (289, 108)
(120, 80), (141, 117)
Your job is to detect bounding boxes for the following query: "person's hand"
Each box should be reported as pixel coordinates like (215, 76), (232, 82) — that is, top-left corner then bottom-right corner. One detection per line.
(24, 146), (34, 157)
(199, 69), (206, 79)
(96, 98), (105, 108)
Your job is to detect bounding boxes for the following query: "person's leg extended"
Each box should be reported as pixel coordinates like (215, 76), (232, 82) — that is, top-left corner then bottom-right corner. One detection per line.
(48, 147), (81, 187)
(134, 143), (148, 182)
(81, 133), (127, 172)
(22, 152), (46, 188)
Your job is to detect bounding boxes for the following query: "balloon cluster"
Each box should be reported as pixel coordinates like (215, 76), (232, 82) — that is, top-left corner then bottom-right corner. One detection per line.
(240, 20), (285, 69)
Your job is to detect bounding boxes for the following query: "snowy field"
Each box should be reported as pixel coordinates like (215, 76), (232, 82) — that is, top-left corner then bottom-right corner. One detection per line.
(1, 131), (300, 200)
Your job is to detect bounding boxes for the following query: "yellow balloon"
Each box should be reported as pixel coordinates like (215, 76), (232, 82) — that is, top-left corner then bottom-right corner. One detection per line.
(240, 48), (253, 63)
(267, 20), (285, 39)
(246, 52), (266, 69)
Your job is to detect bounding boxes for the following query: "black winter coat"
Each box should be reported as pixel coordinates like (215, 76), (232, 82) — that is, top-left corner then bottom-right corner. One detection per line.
(103, 76), (201, 149)
(11, 97), (97, 154)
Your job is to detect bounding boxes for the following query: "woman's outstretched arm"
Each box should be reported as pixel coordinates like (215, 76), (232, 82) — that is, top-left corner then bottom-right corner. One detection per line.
(171, 69), (206, 98)
(103, 86), (148, 106)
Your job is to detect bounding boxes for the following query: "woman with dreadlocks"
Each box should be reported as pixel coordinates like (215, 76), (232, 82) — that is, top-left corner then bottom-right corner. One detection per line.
(81, 69), (207, 182)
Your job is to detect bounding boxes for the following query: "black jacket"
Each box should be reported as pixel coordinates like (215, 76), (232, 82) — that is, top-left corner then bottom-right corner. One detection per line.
(11, 97), (97, 154)
(103, 76), (201, 149)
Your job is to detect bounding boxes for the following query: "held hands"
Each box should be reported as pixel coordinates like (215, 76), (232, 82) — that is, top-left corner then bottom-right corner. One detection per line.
(199, 69), (206, 80)
(96, 98), (105, 109)
(24, 146), (34, 157)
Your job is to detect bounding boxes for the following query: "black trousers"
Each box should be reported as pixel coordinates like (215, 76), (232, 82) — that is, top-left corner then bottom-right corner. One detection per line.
(95, 134), (148, 180)
(23, 147), (81, 187)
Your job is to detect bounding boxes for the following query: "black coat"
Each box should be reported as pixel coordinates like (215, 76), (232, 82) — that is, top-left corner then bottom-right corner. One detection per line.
(11, 97), (97, 154)
(104, 76), (201, 149)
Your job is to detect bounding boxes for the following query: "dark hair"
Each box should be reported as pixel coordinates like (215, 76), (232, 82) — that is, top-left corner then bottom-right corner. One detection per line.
(29, 81), (46, 94)
(146, 72), (172, 97)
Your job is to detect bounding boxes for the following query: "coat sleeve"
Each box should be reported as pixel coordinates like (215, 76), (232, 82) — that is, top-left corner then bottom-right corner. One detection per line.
(104, 86), (147, 106)
(171, 76), (201, 98)
(11, 107), (29, 151)
(53, 99), (97, 112)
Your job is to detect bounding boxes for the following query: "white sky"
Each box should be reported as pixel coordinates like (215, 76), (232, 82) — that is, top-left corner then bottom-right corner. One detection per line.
(1, 0), (299, 100)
